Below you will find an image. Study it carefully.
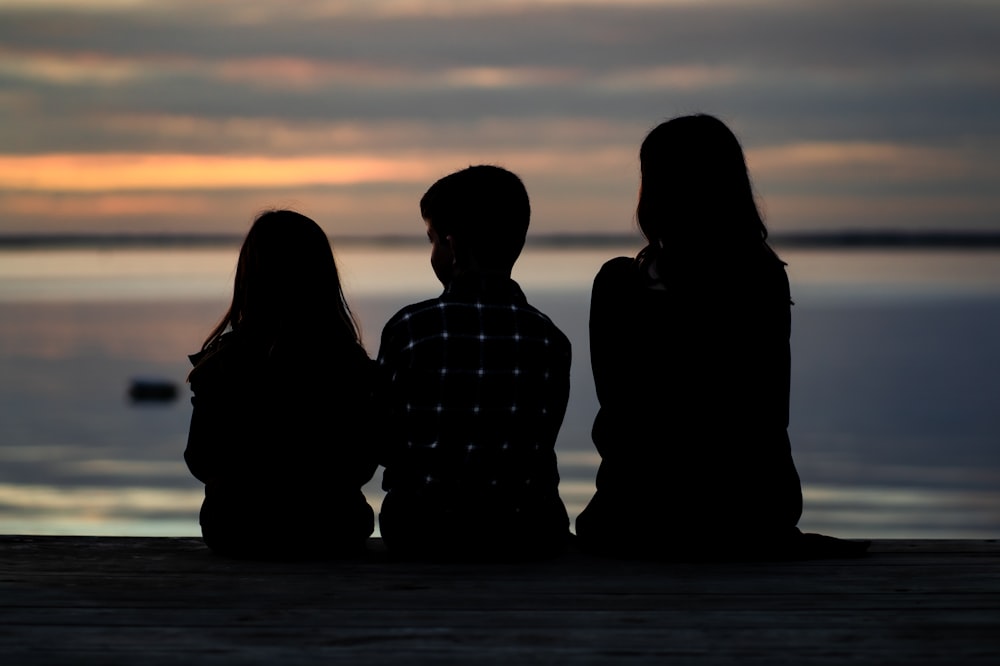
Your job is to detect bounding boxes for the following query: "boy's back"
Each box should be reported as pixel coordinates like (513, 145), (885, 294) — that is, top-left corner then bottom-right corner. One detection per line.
(375, 165), (572, 559)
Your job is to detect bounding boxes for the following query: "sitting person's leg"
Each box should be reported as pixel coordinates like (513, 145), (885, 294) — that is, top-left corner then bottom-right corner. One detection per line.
(380, 490), (569, 561)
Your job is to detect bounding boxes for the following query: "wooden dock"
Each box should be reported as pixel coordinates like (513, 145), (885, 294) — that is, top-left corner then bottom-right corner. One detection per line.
(1, 536), (998, 664)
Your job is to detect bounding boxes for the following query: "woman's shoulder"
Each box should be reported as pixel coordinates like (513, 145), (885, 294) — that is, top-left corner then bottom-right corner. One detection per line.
(594, 256), (639, 284)
(187, 332), (252, 386)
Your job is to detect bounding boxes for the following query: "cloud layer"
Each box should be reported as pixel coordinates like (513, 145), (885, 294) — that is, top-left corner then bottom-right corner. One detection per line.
(1, 0), (998, 235)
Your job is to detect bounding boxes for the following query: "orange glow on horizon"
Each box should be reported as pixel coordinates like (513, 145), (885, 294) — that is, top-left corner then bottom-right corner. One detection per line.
(0, 154), (440, 192)
(749, 141), (968, 182)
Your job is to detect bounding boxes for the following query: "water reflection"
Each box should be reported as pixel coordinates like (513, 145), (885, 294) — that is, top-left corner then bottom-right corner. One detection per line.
(1, 245), (999, 538)
(802, 485), (1000, 539)
(0, 483), (203, 536)
(2, 480), (995, 540)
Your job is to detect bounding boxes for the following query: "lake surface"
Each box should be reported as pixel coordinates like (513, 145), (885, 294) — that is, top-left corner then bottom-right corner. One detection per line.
(1, 243), (998, 539)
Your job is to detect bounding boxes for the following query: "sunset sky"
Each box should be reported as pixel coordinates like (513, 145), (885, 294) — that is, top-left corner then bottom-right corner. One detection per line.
(1, 0), (997, 237)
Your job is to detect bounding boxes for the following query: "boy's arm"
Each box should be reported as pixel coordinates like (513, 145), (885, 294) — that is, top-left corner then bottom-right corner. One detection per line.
(546, 332), (572, 444)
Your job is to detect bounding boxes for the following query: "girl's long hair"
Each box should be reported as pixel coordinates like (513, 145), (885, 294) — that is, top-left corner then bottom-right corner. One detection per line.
(199, 209), (362, 354)
(635, 114), (775, 266)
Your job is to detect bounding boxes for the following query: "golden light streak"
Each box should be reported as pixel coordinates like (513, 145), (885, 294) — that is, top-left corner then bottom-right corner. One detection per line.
(0, 1), (151, 9)
(441, 66), (582, 88)
(212, 57), (409, 89)
(91, 114), (637, 153)
(749, 142), (970, 181)
(0, 146), (636, 194)
(238, 0), (706, 20)
(0, 192), (221, 216)
(0, 52), (144, 85)
(0, 154), (439, 191)
(768, 193), (1000, 223)
(2, 48), (739, 94)
(595, 65), (742, 91)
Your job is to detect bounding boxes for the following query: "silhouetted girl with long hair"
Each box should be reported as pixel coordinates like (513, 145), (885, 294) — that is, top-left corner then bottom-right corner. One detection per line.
(576, 114), (867, 559)
(185, 210), (376, 559)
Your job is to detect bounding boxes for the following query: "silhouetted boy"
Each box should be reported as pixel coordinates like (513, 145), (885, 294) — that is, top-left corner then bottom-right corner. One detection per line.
(376, 165), (572, 560)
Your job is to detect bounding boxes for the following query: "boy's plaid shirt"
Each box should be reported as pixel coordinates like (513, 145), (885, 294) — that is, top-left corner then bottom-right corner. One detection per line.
(376, 274), (571, 506)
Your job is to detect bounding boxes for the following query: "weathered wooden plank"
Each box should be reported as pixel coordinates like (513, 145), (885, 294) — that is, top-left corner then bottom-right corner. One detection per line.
(1, 617), (997, 666)
(1, 536), (998, 665)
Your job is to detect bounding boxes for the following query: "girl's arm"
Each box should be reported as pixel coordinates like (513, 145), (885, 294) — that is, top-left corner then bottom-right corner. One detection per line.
(184, 382), (227, 484)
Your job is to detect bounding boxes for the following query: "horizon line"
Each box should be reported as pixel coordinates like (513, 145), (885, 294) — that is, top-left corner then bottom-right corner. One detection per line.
(2, 229), (1000, 250)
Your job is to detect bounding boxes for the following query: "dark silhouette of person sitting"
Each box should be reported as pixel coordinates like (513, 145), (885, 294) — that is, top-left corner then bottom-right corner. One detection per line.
(185, 209), (376, 559)
(375, 165), (573, 560)
(575, 114), (870, 560)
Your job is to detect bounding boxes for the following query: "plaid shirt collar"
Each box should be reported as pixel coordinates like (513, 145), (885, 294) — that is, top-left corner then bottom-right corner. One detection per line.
(442, 272), (527, 305)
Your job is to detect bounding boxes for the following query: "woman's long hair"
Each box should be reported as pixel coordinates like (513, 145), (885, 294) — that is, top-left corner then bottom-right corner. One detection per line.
(636, 114), (774, 266)
(199, 209), (362, 353)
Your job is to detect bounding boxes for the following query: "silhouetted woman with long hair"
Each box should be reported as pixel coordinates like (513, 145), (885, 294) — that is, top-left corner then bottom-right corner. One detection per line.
(576, 114), (867, 559)
(185, 210), (376, 559)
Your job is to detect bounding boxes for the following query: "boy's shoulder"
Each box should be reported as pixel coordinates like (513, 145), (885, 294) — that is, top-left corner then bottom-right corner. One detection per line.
(382, 296), (442, 330)
(380, 288), (570, 350)
(507, 297), (572, 355)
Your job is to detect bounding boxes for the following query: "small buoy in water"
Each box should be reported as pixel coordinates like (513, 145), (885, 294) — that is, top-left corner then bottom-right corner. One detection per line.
(128, 377), (179, 402)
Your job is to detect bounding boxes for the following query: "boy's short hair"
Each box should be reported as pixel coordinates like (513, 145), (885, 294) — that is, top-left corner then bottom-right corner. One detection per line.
(419, 165), (530, 272)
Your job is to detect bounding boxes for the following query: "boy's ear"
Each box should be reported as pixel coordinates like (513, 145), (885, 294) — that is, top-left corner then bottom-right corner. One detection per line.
(446, 234), (473, 270)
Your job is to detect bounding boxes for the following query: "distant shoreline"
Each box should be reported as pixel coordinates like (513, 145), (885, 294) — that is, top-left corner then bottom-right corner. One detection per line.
(2, 230), (1000, 250)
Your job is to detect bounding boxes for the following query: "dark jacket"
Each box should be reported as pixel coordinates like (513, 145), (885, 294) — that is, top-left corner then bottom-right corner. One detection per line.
(577, 247), (803, 552)
(185, 330), (376, 557)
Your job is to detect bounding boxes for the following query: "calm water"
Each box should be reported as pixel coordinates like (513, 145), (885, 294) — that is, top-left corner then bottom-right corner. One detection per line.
(1, 243), (998, 539)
